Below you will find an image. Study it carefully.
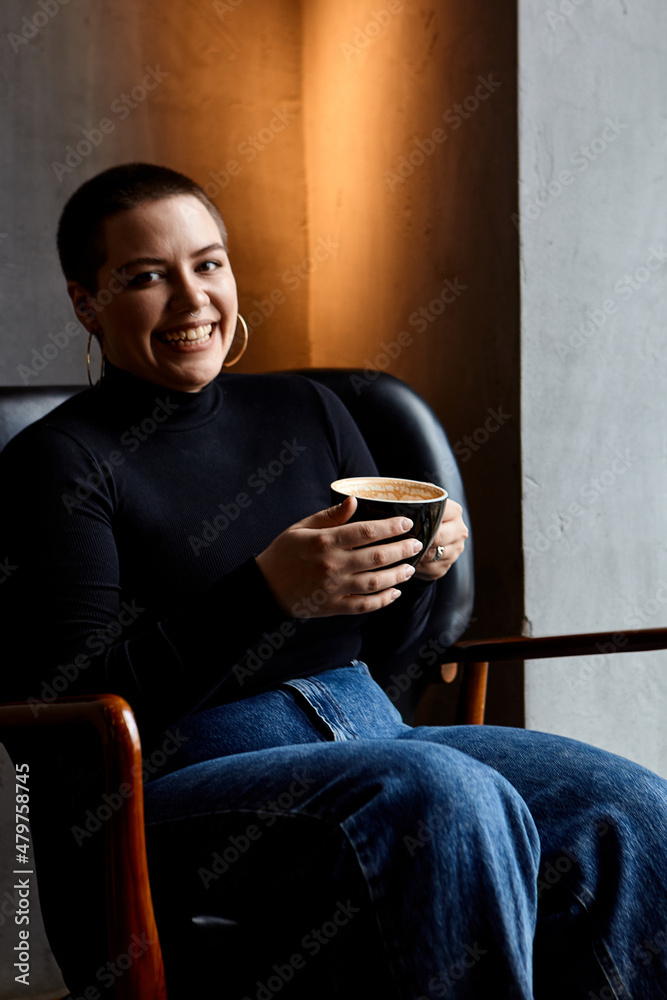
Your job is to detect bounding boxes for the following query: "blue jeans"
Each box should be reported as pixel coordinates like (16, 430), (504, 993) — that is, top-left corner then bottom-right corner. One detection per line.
(144, 662), (667, 999)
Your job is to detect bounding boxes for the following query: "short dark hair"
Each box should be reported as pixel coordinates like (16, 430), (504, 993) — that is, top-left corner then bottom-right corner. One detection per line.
(56, 162), (228, 293)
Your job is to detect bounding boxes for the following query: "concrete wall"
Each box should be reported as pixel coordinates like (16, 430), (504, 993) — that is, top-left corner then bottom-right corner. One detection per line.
(520, 0), (667, 775)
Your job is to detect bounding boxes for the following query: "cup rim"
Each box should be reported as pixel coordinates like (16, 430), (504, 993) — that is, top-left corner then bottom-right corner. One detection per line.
(331, 476), (447, 504)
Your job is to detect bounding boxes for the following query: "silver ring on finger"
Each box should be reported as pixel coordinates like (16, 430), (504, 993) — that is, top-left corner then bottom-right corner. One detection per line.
(432, 545), (445, 563)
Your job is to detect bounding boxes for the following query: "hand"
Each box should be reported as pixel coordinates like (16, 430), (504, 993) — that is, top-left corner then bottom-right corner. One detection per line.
(413, 499), (468, 581)
(255, 495), (424, 618)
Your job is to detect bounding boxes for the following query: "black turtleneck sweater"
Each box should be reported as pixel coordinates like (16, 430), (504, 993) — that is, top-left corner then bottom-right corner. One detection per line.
(1, 363), (436, 743)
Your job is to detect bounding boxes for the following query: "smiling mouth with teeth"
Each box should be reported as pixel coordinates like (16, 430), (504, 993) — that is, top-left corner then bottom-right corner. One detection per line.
(155, 323), (214, 345)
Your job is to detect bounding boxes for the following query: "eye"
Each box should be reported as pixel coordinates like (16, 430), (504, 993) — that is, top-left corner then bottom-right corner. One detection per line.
(196, 259), (223, 273)
(127, 270), (163, 287)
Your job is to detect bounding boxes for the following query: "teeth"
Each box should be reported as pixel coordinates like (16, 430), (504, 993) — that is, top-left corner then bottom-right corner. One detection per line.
(159, 323), (213, 343)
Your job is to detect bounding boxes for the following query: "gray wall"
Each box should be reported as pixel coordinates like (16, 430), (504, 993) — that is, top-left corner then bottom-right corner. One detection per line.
(520, 0), (667, 775)
(1, 1), (150, 389)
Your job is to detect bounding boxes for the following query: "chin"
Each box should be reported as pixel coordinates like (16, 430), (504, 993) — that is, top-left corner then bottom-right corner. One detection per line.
(167, 359), (224, 392)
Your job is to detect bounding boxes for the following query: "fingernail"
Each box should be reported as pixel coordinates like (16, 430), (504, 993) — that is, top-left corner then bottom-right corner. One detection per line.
(400, 518), (413, 531)
(391, 589), (402, 599)
(405, 565), (416, 578)
(411, 539), (423, 554)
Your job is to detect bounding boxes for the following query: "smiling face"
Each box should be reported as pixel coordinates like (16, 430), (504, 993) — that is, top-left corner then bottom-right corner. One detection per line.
(68, 194), (238, 392)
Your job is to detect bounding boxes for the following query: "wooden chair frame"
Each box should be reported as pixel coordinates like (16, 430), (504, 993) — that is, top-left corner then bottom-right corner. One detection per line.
(0, 695), (167, 1000)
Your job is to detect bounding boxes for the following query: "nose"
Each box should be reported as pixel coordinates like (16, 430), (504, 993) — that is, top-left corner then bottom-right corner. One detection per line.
(170, 269), (209, 315)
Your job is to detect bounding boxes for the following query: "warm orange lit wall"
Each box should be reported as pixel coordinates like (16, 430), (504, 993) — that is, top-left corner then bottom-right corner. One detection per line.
(302, 1), (522, 720)
(94, 0), (312, 372)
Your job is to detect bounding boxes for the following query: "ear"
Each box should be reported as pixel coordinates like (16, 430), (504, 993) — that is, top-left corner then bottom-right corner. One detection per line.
(67, 281), (103, 343)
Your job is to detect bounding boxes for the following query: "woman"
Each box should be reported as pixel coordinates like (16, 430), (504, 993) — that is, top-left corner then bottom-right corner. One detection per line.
(2, 162), (667, 1000)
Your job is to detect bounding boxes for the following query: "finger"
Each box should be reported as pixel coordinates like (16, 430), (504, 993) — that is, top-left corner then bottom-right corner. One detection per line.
(440, 499), (463, 521)
(297, 495), (358, 530)
(335, 586), (405, 616)
(429, 524), (467, 550)
(431, 513), (468, 545)
(345, 535), (424, 573)
(333, 515), (415, 550)
(421, 544), (452, 567)
(418, 537), (465, 574)
(425, 530), (466, 555)
(348, 560), (418, 596)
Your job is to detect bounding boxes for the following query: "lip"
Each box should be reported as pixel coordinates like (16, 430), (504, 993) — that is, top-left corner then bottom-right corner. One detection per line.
(152, 320), (219, 351)
(154, 319), (218, 336)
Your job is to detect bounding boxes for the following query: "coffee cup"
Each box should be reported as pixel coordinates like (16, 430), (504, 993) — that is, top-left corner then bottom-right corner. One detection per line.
(330, 476), (448, 566)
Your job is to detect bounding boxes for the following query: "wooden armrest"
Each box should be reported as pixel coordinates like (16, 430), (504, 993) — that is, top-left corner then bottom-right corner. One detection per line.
(0, 694), (167, 1000)
(441, 625), (667, 726)
(452, 625), (667, 662)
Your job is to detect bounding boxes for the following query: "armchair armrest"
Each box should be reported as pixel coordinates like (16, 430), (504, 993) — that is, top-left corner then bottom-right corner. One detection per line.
(448, 626), (667, 726)
(0, 694), (167, 1000)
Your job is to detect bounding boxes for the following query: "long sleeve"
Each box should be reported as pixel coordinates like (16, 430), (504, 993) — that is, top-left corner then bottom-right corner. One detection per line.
(0, 423), (289, 730)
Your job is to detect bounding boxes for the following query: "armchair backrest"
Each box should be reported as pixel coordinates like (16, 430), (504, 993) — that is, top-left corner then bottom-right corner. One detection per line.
(0, 385), (85, 451)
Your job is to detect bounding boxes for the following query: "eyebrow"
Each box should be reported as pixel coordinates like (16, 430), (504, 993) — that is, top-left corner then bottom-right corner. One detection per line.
(117, 243), (227, 271)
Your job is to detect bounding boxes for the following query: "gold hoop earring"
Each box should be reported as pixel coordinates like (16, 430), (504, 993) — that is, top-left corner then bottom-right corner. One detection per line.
(222, 315), (249, 368)
(87, 332), (105, 388)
